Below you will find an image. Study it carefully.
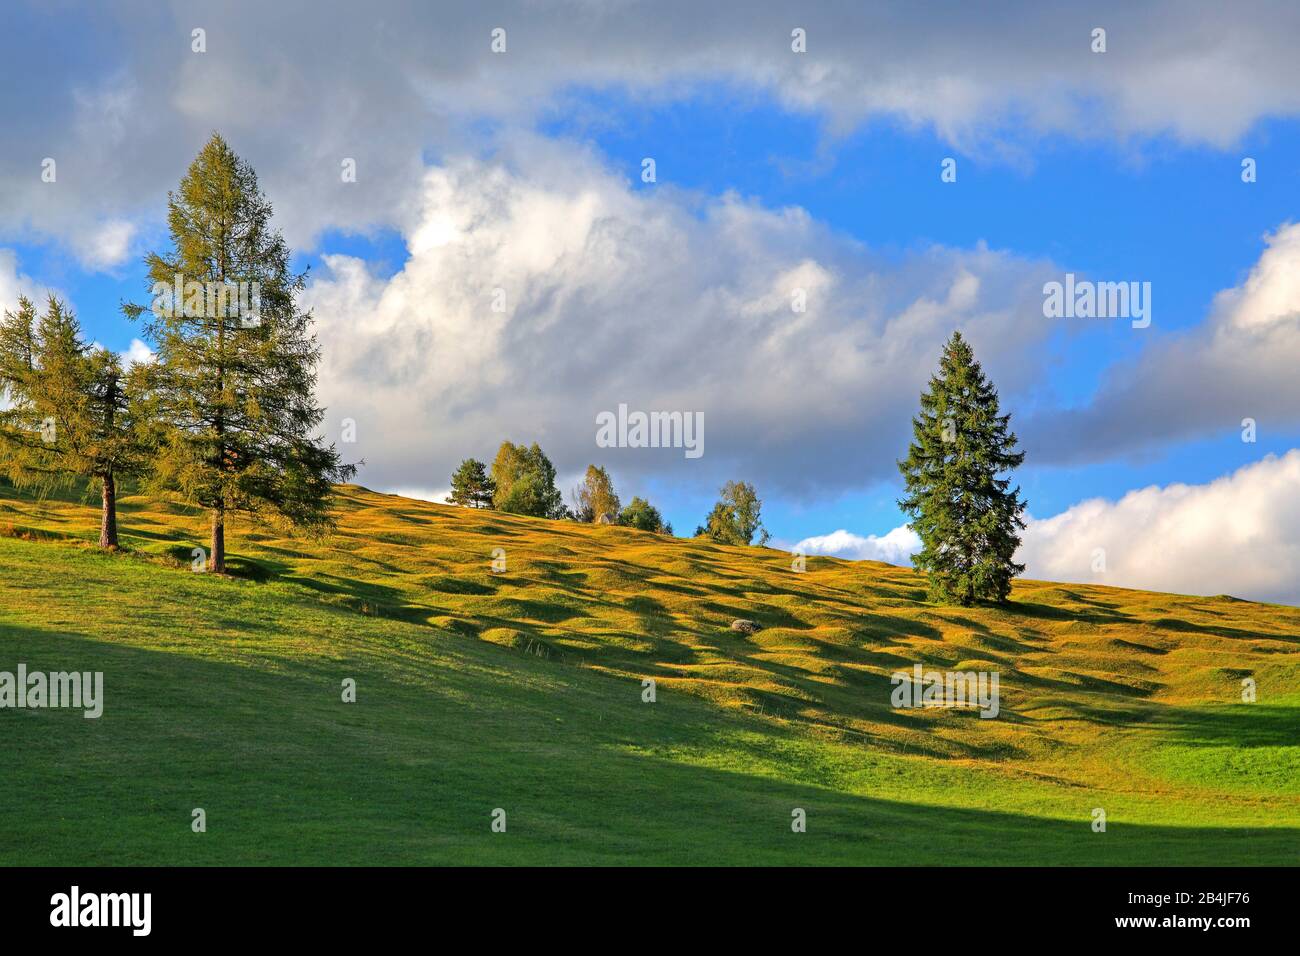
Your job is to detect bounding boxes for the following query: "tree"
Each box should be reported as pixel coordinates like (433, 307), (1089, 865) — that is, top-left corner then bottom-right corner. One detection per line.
(448, 458), (495, 508)
(490, 440), (564, 518)
(124, 133), (354, 572)
(699, 480), (769, 545)
(618, 496), (671, 534)
(898, 331), (1026, 605)
(571, 464), (620, 522)
(0, 296), (149, 549)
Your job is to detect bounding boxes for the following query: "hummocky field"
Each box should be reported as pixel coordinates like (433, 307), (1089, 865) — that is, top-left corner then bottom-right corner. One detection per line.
(1, 482), (1297, 865)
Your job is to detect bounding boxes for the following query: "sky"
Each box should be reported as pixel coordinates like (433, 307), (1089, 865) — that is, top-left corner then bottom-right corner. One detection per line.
(2, 0), (1300, 603)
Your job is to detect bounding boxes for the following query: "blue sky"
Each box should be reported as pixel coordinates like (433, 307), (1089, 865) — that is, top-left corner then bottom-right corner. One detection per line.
(538, 92), (1300, 537)
(3, 1), (1300, 602)
(22, 88), (1300, 542)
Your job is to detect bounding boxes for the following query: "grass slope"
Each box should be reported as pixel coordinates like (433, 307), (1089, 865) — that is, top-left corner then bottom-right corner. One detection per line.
(1, 483), (1298, 865)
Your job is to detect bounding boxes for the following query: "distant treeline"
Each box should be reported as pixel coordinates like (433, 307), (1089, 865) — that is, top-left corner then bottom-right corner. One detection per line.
(447, 444), (771, 546)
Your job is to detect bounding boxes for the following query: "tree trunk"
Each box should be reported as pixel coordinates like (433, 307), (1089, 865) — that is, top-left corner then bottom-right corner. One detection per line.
(99, 473), (118, 550)
(99, 368), (121, 551)
(210, 501), (225, 573)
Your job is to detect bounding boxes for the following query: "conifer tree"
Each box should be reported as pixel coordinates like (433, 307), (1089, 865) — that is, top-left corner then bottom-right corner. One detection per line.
(448, 458), (495, 508)
(0, 295), (148, 549)
(898, 331), (1026, 605)
(125, 134), (354, 572)
(618, 496), (670, 534)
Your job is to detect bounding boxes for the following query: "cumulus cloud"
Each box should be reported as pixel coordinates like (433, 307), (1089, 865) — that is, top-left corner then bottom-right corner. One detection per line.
(6, 1), (1300, 260)
(1024, 223), (1300, 463)
(1018, 450), (1300, 604)
(121, 338), (155, 368)
(801, 451), (1300, 605)
(68, 219), (136, 272)
(302, 137), (1058, 497)
(794, 525), (921, 565)
(0, 249), (46, 308)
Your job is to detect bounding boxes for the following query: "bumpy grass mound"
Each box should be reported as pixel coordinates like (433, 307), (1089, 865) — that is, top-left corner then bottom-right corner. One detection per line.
(1, 483), (1296, 864)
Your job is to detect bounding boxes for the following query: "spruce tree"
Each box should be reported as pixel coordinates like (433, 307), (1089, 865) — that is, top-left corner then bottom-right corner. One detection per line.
(0, 295), (148, 549)
(448, 458), (495, 508)
(125, 134), (354, 572)
(898, 331), (1026, 605)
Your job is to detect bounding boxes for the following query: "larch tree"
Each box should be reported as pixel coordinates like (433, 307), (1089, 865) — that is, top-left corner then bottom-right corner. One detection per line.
(124, 133), (354, 572)
(0, 295), (148, 549)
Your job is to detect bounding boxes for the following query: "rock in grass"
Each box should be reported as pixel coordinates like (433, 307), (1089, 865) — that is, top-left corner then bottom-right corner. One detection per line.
(730, 619), (763, 634)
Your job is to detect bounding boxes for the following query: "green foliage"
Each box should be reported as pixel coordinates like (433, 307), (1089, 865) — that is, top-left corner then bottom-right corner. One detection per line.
(898, 331), (1026, 605)
(124, 134), (354, 570)
(700, 480), (768, 545)
(491, 440), (564, 518)
(0, 295), (148, 547)
(618, 495), (670, 534)
(447, 458), (495, 509)
(572, 464), (620, 522)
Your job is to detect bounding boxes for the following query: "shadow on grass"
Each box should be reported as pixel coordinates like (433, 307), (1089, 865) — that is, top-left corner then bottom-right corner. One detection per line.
(1006, 599), (1297, 644)
(1, 622), (1294, 866)
(1147, 704), (1300, 749)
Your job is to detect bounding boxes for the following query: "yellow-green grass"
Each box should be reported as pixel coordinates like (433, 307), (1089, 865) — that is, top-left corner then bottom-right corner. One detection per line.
(1, 482), (1297, 865)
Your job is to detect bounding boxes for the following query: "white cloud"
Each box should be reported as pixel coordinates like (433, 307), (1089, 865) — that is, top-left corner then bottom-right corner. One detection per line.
(6, 2), (1300, 258)
(121, 338), (154, 368)
(1214, 221), (1300, 331)
(0, 249), (45, 308)
(1025, 223), (1300, 463)
(302, 138), (1057, 497)
(805, 451), (1300, 605)
(794, 525), (921, 565)
(1018, 450), (1300, 604)
(69, 219), (136, 272)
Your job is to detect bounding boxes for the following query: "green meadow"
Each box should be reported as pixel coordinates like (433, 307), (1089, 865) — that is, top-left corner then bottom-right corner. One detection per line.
(1, 483), (1297, 865)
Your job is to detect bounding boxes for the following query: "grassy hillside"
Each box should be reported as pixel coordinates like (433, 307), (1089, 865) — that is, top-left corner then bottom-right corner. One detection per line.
(1, 482), (1297, 865)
